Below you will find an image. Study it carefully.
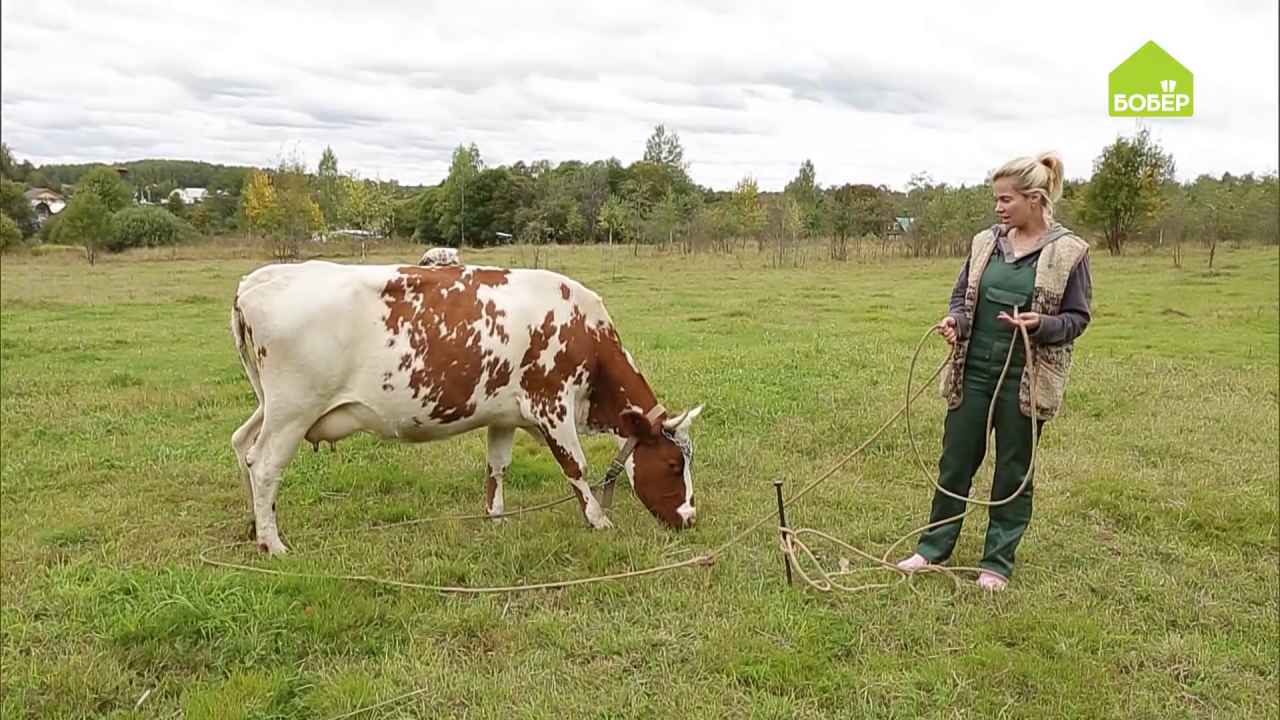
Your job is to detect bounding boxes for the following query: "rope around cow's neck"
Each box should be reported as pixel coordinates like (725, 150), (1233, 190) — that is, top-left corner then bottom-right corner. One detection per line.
(200, 318), (1036, 596)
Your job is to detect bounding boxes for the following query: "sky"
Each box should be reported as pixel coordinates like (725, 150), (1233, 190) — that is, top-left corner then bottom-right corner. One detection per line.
(1, 0), (1276, 191)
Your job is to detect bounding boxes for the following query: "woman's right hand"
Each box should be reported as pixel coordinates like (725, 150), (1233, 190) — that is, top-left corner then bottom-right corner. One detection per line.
(935, 316), (959, 345)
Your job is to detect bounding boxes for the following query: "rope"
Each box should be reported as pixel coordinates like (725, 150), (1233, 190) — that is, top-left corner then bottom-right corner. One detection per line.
(199, 542), (712, 594)
(779, 314), (1041, 592)
(202, 320), (1029, 597)
(201, 320), (1035, 718)
(200, 325), (956, 596)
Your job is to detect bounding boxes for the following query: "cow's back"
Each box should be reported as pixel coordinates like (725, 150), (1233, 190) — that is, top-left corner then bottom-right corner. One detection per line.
(234, 261), (615, 438)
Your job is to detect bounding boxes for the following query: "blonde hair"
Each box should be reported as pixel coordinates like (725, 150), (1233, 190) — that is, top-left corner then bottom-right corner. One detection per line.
(991, 152), (1064, 223)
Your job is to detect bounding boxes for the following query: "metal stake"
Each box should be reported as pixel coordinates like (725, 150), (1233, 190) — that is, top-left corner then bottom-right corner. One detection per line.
(774, 478), (793, 586)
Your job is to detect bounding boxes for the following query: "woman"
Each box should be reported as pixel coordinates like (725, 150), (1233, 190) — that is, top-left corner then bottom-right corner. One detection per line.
(897, 152), (1093, 591)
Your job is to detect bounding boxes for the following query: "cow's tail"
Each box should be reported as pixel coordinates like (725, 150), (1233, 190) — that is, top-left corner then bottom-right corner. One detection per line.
(231, 293), (265, 405)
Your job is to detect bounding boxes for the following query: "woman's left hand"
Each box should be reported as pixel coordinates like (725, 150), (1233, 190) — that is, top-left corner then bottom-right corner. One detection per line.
(997, 311), (1041, 332)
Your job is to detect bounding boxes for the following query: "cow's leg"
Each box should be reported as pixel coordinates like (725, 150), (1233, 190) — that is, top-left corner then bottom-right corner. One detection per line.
(541, 422), (611, 529)
(247, 419), (307, 555)
(231, 406), (264, 538)
(485, 426), (514, 518)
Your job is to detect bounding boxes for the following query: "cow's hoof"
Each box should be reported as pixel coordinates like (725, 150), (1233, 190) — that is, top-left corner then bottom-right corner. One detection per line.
(588, 515), (614, 530)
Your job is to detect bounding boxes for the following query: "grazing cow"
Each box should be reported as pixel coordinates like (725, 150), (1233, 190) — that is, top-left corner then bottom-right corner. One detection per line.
(230, 261), (703, 554)
(418, 247), (460, 266)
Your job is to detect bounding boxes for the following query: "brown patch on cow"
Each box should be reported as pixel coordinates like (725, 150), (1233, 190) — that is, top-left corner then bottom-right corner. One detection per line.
(519, 306), (598, 425)
(484, 473), (499, 513)
(483, 357), (512, 397)
(381, 266), (511, 424)
(236, 308), (267, 364)
(560, 283), (571, 300)
(483, 300), (510, 344)
(586, 325), (660, 436)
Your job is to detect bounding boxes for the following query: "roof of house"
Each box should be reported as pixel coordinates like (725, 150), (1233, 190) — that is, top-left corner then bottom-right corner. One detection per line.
(23, 187), (63, 202)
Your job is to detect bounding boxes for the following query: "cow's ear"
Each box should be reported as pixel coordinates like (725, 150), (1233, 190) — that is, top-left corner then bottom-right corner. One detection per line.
(619, 408), (659, 441)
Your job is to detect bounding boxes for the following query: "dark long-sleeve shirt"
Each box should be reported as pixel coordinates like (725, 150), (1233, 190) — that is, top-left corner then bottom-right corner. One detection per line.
(947, 225), (1093, 346)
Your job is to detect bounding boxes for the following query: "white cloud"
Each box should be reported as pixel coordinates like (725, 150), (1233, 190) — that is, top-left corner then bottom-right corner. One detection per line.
(1, 0), (1276, 190)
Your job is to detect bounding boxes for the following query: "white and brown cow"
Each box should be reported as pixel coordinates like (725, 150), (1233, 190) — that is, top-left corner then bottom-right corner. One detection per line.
(230, 260), (702, 554)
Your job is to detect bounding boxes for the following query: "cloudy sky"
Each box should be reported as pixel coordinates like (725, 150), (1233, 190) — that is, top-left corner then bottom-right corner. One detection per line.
(2, 0), (1276, 191)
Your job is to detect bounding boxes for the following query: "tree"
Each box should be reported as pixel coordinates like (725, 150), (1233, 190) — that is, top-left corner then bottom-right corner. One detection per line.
(1152, 182), (1191, 268)
(240, 169), (276, 239)
(318, 145), (338, 176)
(731, 176), (765, 250)
(316, 146), (344, 227)
(0, 179), (37, 238)
(785, 159), (818, 205)
(57, 193), (112, 265)
(1081, 127), (1175, 256)
(572, 161), (610, 241)
(0, 213), (21, 251)
(784, 159), (822, 238)
(166, 192), (185, 218)
(599, 195), (630, 246)
(443, 143), (483, 248)
(651, 190), (681, 249)
(414, 186), (445, 246)
(338, 175), (394, 255)
(1188, 175), (1245, 270)
(264, 157), (323, 260)
(75, 166), (133, 213)
(643, 123), (686, 170)
(0, 143), (16, 181)
(188, 202), (211, 234)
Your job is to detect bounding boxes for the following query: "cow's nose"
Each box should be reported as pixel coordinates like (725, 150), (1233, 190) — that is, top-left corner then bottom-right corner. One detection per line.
(676, 502), (695, 527)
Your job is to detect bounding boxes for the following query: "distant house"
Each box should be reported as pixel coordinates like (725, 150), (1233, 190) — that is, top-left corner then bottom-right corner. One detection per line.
(168, 187), (208, 204)
(23, 187), (65, 224)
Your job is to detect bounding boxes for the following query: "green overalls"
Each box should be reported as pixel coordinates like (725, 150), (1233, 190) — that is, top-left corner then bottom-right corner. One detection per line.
(916, 249), (1042, 579)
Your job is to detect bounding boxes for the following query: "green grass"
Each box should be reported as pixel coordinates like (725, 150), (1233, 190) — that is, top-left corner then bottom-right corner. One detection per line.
(2, 243), (1277, 719)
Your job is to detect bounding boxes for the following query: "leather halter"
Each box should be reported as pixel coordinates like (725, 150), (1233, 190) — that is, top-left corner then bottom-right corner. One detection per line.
(598, 404), (666, 508)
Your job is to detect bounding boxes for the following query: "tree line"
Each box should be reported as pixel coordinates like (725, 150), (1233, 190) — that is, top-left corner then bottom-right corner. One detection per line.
(2, 125), (1276, 263)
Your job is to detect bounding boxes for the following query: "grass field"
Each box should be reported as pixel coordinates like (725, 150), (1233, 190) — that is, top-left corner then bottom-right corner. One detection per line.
(2, 242), (1277, 719)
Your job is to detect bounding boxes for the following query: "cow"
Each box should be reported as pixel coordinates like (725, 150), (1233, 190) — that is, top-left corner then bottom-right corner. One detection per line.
(418, 247), (460, 266)
(230, 260), (703, 555)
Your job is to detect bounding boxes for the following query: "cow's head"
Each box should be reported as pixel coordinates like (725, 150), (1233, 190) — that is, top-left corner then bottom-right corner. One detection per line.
(619, 405), (704, 529)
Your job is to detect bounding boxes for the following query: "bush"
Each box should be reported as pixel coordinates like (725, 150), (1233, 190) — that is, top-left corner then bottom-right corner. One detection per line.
(38, 212), (62, 244)
(0, 179), (36, 238)
(108, 206), (197, 252)
(0, 212), (22, 250)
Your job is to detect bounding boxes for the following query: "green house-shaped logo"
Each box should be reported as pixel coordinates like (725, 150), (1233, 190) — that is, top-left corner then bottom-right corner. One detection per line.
(1109, 41), (1193, 117)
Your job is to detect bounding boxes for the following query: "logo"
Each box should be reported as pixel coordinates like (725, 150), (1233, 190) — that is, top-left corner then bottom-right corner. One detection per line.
(1109, 41), (1193, 117)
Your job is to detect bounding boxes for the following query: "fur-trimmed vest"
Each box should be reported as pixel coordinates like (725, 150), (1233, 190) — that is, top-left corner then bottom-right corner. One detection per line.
(940, 229), (1090, 421)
